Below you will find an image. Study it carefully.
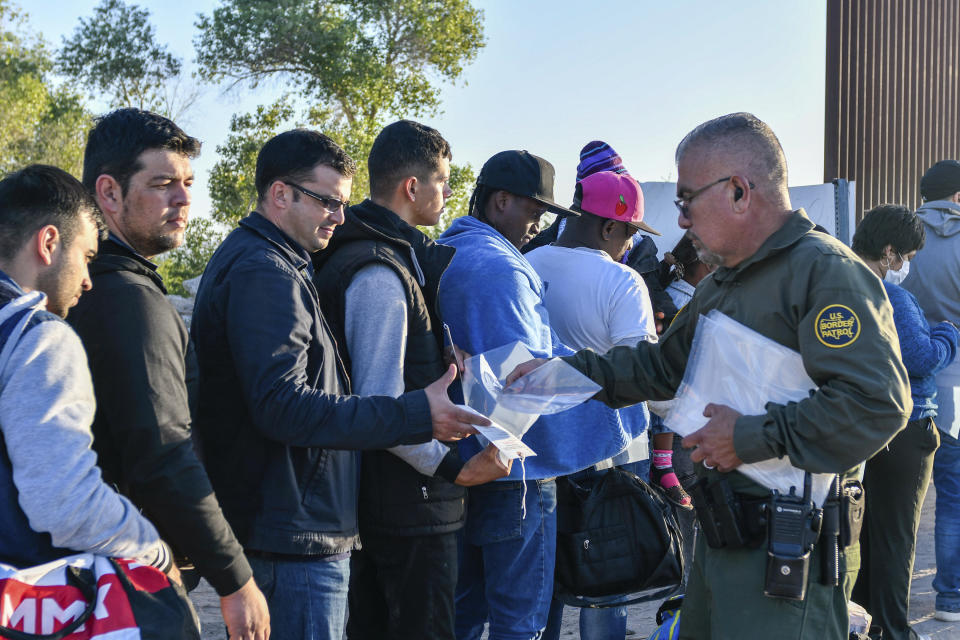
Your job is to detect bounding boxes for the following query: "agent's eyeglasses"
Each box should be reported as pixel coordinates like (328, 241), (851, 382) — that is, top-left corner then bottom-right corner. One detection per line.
(674, 177), (754, 219)
(673, 177), (733, 218)
(286, 182), (350, 213)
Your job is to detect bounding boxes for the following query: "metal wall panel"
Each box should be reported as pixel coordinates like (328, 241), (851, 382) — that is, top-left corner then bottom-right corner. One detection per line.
(824, 0), (960, 218)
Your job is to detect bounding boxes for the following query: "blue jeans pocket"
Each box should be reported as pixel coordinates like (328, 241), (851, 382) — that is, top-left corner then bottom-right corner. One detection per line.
(466, 482), (523, 545)
(247, 556), (277, 600)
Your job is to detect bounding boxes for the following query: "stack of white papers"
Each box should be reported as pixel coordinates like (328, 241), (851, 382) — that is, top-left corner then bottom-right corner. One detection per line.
(665, 311), (836, 505)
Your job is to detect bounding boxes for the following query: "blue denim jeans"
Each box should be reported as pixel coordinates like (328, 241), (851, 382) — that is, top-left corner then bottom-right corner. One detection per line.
(649, 412), (671, 435)
(248, 554), (349, 640)
(541, 461), (649, 640)
(455, 479), (557, 640)
(934, 429), (960, 613)
(543, 596), (628, 640)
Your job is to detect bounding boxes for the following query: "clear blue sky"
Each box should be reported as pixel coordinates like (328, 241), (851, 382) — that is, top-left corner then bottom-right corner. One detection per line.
(31, 1), (827, 218)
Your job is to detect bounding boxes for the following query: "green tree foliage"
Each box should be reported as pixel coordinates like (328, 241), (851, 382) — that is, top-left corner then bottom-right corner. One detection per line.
(208, 97), (298, 227)
(57, 0), (211, 294)
(57, 0), (200, 120)
(196, 0), (484, 231)
(0, 1), (90, 176)
(156, 217), (225, 297)
(195, 0), (484, 125)
(419, 162), (475, 240)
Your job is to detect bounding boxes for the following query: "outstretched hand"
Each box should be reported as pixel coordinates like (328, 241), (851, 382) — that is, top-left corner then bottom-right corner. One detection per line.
(681, 403), (744, 472)
(504, 358), (550, 388)
(456, 444), (512, 486)
(425, 364), (488, 441)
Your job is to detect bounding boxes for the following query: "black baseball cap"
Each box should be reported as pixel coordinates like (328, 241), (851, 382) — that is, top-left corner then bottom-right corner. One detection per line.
(477, 150), (580, 217)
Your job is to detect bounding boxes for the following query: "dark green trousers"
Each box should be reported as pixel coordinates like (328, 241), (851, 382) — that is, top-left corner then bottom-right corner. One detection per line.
(852, 418), (939, 640)
(678, 528), (858, 640)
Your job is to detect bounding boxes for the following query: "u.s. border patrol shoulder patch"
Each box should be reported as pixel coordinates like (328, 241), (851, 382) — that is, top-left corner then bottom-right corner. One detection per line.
(815, 304), (861, 348)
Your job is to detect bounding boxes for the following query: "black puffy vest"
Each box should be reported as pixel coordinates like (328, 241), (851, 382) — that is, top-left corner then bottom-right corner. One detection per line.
(314, 200), (465, 536)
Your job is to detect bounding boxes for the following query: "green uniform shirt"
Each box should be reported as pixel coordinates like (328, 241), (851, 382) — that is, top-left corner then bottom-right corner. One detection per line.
(564, 210), (912, 497)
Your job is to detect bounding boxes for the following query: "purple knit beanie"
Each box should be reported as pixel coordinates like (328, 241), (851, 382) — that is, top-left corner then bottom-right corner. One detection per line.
(576, 140), (628, 181)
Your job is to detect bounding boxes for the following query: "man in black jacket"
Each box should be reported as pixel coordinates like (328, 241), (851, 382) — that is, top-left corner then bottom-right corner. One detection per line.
(68, 109), (270, 640)
(313, 120), (509, 639)
(191, 128), (487, 640)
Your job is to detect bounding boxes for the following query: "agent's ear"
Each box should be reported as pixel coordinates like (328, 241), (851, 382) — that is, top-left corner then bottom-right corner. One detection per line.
(729, 175), (751, 213)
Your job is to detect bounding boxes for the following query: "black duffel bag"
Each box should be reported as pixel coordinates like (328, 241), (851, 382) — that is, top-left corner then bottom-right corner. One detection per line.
(554, 467), (684, 607)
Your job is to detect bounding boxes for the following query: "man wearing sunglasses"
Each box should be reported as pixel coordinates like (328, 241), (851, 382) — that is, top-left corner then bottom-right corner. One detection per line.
(191, 129), (488, 640)
(509, 112), (911, 639)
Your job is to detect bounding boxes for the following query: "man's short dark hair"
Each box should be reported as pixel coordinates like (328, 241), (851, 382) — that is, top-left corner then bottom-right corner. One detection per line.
(0, 165), (106, 261)
(255, 129), (357, 203)
(852, 204), (926, 260)
(367, 120), (451, 200)
(82, 108), (201, 194)
(676, 112), (788, 189)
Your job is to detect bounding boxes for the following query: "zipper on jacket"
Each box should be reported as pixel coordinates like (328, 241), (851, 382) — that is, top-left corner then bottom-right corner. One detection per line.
(421, 485), (429, 500)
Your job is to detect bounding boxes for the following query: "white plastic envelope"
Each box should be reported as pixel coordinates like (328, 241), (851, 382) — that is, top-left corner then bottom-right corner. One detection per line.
(456, 404), (536, 461)
(665, 310), (836, 505)
(460, 341), (601, 459)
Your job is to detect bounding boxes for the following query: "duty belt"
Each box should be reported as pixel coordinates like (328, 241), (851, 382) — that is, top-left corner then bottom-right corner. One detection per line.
(688, 475), (864, 555)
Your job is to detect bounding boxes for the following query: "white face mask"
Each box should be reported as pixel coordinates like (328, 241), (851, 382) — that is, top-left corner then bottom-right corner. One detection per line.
(885, 258), (910, 285)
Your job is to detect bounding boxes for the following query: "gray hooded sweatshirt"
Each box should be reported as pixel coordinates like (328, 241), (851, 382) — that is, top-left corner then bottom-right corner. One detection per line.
(903, 200), (960, 434)
(902, 199), (960, 325)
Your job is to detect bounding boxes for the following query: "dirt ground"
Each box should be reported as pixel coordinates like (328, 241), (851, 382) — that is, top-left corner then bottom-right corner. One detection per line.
(189, 482), (960, 639)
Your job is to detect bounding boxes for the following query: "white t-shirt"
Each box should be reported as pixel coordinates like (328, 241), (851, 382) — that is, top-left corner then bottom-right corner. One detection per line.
(526, 245), (657, 352)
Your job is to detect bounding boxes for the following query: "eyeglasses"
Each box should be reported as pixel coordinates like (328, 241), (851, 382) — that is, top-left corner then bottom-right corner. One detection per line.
(286, 182), (350, 213)
(674, 177), (733, 218)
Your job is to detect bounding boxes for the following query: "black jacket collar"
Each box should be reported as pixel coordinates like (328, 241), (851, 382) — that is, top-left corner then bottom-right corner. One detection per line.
(240, 211), (313, 275)
(91, 239), (167, 294)
(316, 199), (455, 287)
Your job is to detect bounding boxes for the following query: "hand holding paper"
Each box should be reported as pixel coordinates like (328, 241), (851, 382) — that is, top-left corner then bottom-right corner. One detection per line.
(456, 403), (536, 461)
(424, 363), (486, 441)
(458, 342), (603, 462)
(666, 311), (836, 505)
(455, 444), (513, 486)
(683, 403), (745, 472)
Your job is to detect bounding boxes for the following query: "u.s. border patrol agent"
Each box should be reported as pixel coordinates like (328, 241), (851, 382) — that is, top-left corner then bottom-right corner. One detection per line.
(511, 113), (911, 639)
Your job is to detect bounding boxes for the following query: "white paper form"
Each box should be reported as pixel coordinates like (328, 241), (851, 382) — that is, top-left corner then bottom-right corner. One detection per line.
(459, 405), (537, 460)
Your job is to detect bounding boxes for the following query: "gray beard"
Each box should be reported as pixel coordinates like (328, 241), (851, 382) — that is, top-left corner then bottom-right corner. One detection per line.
(694, 244), (725, 267)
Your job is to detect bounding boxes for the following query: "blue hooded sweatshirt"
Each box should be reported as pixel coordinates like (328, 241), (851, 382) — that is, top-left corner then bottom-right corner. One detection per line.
(438, 216), (647, 480)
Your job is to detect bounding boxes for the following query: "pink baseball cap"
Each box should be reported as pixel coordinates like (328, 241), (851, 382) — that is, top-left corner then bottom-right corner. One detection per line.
(572, 171), (660, 236)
